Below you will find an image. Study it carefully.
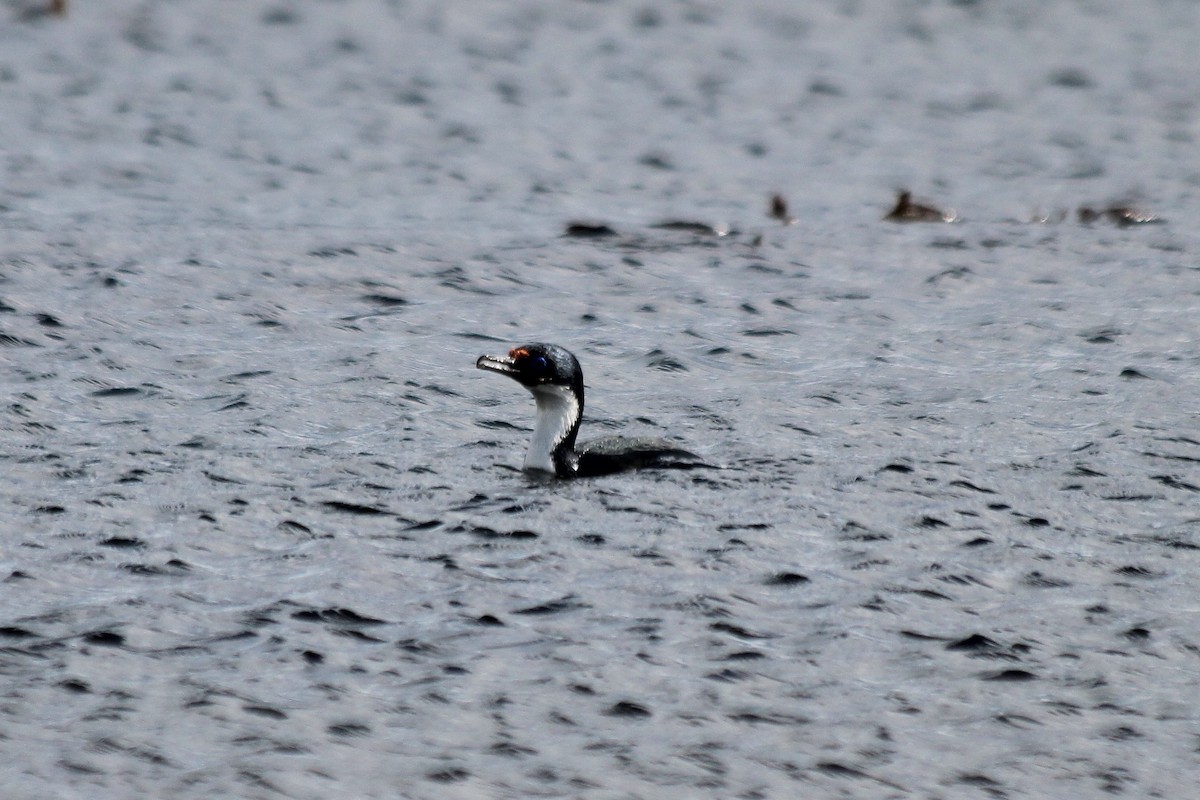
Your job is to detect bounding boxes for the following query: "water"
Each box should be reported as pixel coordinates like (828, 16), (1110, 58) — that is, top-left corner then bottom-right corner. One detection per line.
(3, 1), (1199, 797)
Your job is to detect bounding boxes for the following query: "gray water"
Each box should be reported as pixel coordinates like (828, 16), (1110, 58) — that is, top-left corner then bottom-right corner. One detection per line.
(3, 1), (1200, 798)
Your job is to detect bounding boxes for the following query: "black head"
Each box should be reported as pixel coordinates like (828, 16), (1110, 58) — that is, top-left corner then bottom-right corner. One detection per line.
(476, 343), (583, 395)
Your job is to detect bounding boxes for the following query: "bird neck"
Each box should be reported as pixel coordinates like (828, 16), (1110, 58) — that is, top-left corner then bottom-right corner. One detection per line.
(525, 383), (582, 475)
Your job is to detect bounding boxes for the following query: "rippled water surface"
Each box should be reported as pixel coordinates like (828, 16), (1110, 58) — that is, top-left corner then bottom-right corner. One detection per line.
(3, 2), (1200, 798)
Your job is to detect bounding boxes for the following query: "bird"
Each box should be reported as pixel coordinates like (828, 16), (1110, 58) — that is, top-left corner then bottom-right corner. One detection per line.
(476, 342), (702, 478)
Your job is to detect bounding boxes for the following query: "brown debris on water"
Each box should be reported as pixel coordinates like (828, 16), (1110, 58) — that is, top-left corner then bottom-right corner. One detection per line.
(1033, 199), (1162, 227)
(768, 193), (796, 225)
(884, 190), (956, 223)
(1078, 203), (1161, 227)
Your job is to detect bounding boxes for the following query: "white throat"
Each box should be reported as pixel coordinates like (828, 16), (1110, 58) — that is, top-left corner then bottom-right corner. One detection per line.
(524, 384), (580, 473)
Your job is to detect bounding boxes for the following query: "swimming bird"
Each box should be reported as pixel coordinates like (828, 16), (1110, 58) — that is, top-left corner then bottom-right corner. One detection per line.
(476, 343), (701, 478)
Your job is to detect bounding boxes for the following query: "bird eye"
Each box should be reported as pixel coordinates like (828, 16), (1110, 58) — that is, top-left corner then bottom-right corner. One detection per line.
(529, 355), (548, 372)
